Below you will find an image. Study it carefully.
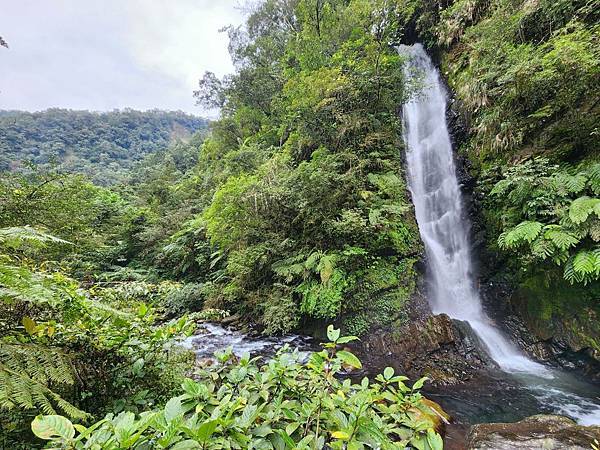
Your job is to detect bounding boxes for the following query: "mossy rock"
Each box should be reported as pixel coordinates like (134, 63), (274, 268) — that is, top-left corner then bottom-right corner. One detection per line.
(511, 275), (600, 358)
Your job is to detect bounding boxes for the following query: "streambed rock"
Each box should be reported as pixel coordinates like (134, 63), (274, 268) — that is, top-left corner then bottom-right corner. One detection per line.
(358, 313), (495, 385)
(467, 414), (600, 449)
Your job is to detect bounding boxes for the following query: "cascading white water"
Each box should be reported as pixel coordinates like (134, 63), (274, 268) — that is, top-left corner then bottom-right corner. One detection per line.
(400, 43), (545, 374)
(400, 43), (600, 425)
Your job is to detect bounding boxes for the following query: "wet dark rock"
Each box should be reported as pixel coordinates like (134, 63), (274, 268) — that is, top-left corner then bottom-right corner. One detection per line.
(220, 314), (243, 326)
(502, 312), (600, 383)
(467, 414), (600, 449)
(358, 313), (495, 385)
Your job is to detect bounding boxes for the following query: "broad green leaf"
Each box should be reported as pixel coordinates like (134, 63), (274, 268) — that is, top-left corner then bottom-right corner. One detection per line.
(165, 396), (185, 421)
(327, 325), (340, 342)
(252, 424), (272, 437)
(332, 431), (350, 440)
(427, 428), (444, 450)
(171, 440), (202, 450)
(383, 367), (394, 380)
(276, 430), (296, 447)
(196, 420), (218, 443)
(337, 335), (359, 344)
(337, 350), (362, 369)
(32, 415), (75, 441)
(22, 316), (37, 335)
(412, 377), (429, 390)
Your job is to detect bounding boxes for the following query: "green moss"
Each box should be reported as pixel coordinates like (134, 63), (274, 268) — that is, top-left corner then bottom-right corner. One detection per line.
(515, 274), (600, 352)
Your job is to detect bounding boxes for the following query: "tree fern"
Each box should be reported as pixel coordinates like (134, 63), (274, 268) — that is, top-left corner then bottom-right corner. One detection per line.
(498, 221), (543, 249)
(0, 344), (87, 419)
(568, 196), (600, 224)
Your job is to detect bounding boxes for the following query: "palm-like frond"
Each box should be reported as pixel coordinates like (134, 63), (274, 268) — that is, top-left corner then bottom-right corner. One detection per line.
(0, 343), (87, 419)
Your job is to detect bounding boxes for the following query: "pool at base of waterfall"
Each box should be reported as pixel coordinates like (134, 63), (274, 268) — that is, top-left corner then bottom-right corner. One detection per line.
(425, 371), (600, 427)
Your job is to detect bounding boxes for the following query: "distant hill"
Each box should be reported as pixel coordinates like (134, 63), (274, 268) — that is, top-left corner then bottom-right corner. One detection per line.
(0, 109), (209, 185)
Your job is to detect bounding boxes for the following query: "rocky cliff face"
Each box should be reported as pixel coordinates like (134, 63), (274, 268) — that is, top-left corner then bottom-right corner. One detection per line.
(505, 284), (600, 381)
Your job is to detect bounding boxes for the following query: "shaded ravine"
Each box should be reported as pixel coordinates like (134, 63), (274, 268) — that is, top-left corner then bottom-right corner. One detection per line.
(399, 43), (600, 425)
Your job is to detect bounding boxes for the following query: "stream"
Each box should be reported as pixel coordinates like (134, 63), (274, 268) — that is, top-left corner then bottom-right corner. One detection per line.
(183, 323), (600, 427)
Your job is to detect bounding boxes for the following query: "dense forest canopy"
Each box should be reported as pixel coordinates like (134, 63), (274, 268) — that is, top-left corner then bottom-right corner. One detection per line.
(0, 109), (208, 184)
(1, 0), (599, 448)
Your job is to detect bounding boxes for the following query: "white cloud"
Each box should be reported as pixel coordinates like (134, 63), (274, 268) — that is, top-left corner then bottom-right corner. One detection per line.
(0, 0), (244, 114)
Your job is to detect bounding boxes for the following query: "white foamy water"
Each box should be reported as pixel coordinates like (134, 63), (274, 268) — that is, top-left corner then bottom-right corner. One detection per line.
(182, 322), (313, 361)
(400, 43), (600, 424)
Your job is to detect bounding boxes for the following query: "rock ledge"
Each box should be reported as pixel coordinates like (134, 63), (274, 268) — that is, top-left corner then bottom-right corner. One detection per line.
(467, 414), (600, 449)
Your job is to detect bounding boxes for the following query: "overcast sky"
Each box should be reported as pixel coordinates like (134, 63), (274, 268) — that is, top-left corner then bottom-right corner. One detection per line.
(0, 1), (244, 115)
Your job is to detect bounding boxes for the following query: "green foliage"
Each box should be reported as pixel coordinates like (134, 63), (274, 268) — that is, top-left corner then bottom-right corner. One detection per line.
(0, 344), (86, 420)
(0, 109), (208, 185)
(32, 328), (443, 449)
(0, 170), (131, 274)
(437, 0), (599, 161)
(161, 283), (206, 318)
(0, 227), (196, 446)
(485, 158), (600, 284)
(193, 0), (422, 334)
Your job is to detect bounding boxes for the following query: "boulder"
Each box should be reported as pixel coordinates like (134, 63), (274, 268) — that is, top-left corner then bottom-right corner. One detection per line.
(467, 414), (600, 449)
(358, 313), (495, 385)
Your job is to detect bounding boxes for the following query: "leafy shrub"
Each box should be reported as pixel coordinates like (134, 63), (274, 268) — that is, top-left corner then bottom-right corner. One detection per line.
(32, 326), (444, 449)
(161, 283), (207, 318)
(0, 227), (196, 446)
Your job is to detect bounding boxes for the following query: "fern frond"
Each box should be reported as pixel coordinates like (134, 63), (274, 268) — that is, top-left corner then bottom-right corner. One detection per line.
(0, 226), (71, 249)
(564, 256), (579, 284)
(543, 225), (580, 251)
(490, 178), (511, 196)
(271, 253), (307, 283)
(0, 343), (75, 387)
(573, 250), (596, 276)
(0, 360), (87, 419)
(305, 251), (325, 270)
(587, 163), (600, 195)
(590, 221), (600, 242)
(569, 196), (600, 224)
(553, 172), (587, 194)
(530, 238), (554, 260)
(499, 221), (543, 248)
(565, 249), (600, 285)
(317, 254), (336, 284)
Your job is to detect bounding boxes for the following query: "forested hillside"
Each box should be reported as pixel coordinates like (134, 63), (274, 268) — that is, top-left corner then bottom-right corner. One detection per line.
(0, 2), (440, 447)
(0, 109), (208, 184)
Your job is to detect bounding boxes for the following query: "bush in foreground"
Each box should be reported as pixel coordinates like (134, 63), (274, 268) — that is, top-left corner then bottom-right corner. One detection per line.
(32, 326), (444, 449)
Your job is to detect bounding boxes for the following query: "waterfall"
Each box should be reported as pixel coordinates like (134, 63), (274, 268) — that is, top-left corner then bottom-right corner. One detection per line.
(400, 43), (546, 374)
(400, 43), (600, 425)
